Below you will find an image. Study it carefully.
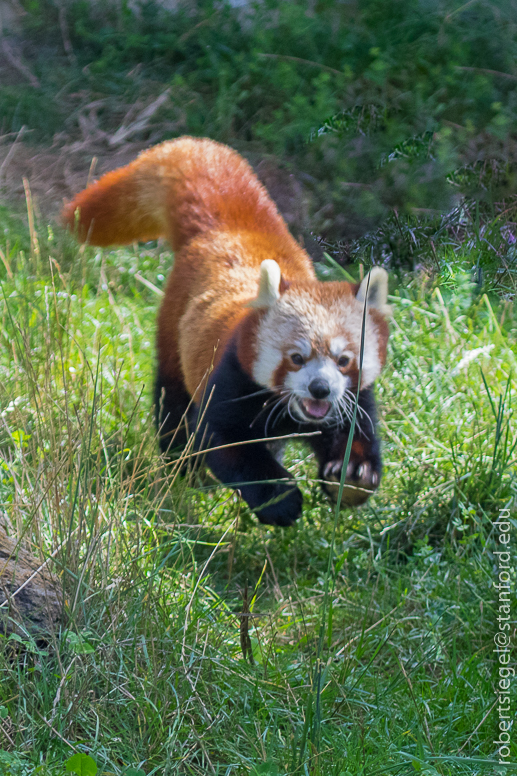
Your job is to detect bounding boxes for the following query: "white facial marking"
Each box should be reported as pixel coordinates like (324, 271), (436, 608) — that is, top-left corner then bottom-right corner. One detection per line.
(330, 336), (348, 358)
(252, 284), (385, 395)
(252, 342), (283, 388)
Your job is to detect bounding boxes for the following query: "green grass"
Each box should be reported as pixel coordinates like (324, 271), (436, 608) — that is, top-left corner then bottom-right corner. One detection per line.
(0, 210), (515, 774)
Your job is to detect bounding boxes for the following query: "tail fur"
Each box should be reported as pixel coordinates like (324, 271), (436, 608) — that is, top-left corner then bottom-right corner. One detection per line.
(62, 137), (289, 250)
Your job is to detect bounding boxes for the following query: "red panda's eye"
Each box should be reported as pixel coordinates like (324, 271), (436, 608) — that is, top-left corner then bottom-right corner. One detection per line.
(338, 355), (350, 368)
(291, 353), (305, 366)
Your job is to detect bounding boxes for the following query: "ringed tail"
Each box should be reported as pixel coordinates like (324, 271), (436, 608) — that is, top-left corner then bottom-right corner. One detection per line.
(62, 136), (290, 251)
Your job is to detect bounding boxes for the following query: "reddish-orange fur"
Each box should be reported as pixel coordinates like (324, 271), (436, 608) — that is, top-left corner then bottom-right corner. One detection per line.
(63, 137), (315, 396)
(64, 137), (392, 523)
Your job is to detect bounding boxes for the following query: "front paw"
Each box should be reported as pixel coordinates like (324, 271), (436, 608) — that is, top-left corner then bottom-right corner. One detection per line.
(242, 482), (303, 527)
(322, 458), (380, 507)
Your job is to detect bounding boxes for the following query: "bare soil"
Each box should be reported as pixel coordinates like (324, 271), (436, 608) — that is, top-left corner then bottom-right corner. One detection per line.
(0, 135), (312, 239)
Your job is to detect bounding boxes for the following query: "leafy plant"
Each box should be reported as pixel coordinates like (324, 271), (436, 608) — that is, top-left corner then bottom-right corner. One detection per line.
(65, 754), (98, 776)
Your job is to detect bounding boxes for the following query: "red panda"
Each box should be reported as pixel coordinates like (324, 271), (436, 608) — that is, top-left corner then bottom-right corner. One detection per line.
(63, 136), (390, 527)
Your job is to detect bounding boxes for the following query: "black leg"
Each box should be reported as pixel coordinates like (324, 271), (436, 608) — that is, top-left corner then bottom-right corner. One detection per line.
(154, 369), (193, 454)
(205, 438), (303, 527)
(194, 340), (303, 526)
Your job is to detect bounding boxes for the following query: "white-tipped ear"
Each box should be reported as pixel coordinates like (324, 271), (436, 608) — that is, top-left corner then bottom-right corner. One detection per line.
(247, 259), (282, 309)
(356, 267), (390, 314)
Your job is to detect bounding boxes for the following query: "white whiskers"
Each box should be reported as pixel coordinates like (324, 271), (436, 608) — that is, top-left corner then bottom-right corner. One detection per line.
(246, 383), (373, 439)
(264, 390), (291, 436)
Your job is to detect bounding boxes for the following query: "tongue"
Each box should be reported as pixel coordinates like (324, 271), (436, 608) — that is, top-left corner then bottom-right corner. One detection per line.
(301, 399), (331, 419)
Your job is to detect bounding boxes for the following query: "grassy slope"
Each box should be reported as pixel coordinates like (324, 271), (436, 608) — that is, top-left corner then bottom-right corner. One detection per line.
(0, 215), (515, 775)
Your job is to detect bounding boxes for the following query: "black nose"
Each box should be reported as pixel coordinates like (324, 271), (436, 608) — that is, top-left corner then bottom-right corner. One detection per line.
(308, 378), (330, 399)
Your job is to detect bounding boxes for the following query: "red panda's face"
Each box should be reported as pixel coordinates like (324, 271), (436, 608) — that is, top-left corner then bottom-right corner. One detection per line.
(248, 264), (390, 426)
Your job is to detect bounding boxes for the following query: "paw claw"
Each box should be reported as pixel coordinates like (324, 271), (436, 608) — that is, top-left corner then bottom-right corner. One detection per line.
(321, 457), (380, 508)
(357, 462), (372, 484)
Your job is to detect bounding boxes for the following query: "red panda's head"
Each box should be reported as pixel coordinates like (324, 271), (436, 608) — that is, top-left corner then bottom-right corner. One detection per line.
(242, 260), (390, 426)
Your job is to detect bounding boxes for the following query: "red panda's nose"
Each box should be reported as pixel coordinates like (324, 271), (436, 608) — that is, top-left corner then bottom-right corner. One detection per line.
(308, 379), (331, 399)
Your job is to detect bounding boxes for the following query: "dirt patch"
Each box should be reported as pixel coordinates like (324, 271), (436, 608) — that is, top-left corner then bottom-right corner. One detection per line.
(0, 135), (313, 239)
(0, 136), (153, 217)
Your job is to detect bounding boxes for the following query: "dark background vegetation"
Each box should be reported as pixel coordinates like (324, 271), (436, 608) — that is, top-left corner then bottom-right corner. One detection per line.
(1, 0), (517, 289)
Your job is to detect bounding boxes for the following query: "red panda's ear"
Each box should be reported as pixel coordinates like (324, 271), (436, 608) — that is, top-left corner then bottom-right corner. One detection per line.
(247, 260), (283, 308)
(356, 267), (390, 315)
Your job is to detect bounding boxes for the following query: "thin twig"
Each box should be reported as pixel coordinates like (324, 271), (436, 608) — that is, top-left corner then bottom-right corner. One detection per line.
(396, 654), (435, 755)
(185, 430), (321, 460)
(23, 177), (40, 262)
(86, 156), (98, 188)
(0, 39), (40, 87)
(134, 272), (164, 297)
(33, 710), (79, 753)
(58, 4), (77, 64)
(0, 246), (13, 278)
(0, 720), (15, 748)
(455, 65), (517, 82)
(239, 584), (255, 665)
(444, 0), (478, 21)
(334, 604), (403, 657)
(457, 699), (498, 753)
(108, 90), (170, 147)
(49, 656), (77, 724)
(258, 52), (343, 76)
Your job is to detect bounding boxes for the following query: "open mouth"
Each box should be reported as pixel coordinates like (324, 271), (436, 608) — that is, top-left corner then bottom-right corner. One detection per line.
(299, 398), (331, 420)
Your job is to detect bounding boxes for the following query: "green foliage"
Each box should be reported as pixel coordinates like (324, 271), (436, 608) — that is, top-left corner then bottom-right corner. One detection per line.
(66, 754), (98, 776)
(65, 631), (95, 655)
(250, 764), (279, 776)
(318, 197), (517, 295)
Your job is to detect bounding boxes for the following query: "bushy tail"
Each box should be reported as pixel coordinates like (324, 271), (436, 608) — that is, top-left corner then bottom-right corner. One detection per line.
(62, 136), (288, 251)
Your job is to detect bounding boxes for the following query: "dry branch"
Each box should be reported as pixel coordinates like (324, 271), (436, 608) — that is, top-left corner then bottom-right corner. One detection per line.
(0, 38), (40, 87)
